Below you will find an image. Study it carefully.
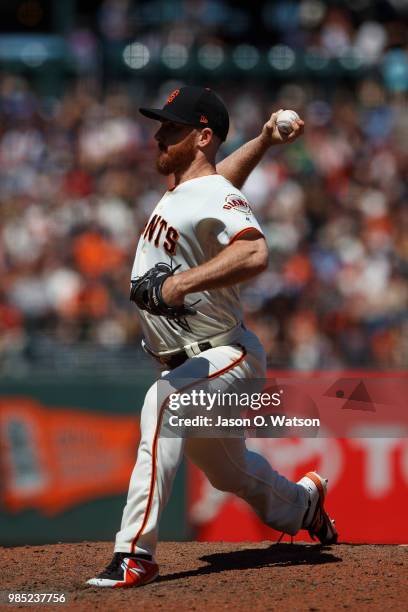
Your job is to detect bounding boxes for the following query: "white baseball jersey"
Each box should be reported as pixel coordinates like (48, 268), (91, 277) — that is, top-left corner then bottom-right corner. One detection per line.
(114, 175), (316, 565)
(131, 174), (264, 353)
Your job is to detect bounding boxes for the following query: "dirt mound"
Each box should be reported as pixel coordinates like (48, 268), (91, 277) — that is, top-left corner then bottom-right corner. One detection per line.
(1, 541), (406, 611)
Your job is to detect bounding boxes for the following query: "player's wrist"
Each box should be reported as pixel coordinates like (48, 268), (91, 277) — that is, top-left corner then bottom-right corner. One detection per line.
(259, 129), (276, 149)
(161, 275), (186, 306)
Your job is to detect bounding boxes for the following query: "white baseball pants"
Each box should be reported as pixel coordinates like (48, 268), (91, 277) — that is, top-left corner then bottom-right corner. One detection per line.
(114, 328), (309, 556)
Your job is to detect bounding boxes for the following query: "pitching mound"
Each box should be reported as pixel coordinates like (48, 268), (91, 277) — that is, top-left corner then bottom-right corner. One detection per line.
(2, 542), (407, 611)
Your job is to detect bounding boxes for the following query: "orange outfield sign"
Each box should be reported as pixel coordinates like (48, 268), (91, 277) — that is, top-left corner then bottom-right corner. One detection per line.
(188, 371), (408, 544)
(0, 397), (139, 515)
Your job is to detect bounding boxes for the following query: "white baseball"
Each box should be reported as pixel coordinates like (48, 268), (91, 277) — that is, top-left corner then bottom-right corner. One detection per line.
(276, 109), (300, 136)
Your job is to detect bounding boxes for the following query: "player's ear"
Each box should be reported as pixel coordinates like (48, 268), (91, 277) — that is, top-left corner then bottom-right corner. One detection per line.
(197, 127), (214, 148)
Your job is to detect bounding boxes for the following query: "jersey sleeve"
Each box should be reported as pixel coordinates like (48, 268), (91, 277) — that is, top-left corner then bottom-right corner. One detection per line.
(192, 188), (264, 251)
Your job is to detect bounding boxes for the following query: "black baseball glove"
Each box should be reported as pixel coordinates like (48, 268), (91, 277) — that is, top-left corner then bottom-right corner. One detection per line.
(130, 262), (197, 332)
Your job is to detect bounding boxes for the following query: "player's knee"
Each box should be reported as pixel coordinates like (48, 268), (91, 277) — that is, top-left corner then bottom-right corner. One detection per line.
(207, 472), (241, 494)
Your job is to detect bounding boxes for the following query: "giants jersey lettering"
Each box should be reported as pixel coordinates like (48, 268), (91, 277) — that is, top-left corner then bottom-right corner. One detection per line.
(131, 174), (264, 352)
(143, 215), (180, 255)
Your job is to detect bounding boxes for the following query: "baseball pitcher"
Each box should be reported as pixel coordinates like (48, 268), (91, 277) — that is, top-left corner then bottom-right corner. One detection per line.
(87, 86), (337, 588)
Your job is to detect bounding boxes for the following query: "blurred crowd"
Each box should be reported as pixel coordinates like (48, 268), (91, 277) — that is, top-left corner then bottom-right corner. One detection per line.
(92, 0), (407, 58)
(0, 67), (407, 372)
(69, 0), (408, 83)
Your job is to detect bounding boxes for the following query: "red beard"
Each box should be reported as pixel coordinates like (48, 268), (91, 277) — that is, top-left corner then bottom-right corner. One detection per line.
(156, 132), (196, 175)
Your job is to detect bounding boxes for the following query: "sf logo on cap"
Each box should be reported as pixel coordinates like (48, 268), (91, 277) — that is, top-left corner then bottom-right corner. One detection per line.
(166, 89), (180, 105)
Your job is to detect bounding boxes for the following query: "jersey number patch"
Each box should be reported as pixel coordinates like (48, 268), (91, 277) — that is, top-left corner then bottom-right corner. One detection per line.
(143, 215), (179, 255)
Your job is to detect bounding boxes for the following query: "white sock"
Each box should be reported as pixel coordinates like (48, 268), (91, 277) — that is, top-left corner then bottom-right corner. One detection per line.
(297, 474), (320, 529)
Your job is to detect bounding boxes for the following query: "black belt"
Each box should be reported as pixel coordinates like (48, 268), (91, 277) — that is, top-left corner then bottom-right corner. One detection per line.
(144, 341), (212, 370)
